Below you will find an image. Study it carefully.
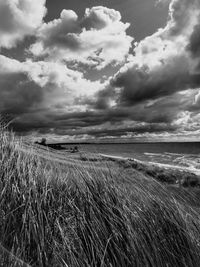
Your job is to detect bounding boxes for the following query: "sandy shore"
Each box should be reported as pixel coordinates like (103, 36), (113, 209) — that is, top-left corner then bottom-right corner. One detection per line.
(99, 153), (200, 176)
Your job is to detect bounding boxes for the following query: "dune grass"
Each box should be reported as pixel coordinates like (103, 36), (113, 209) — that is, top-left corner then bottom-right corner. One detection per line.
(1, 127), (200, 266)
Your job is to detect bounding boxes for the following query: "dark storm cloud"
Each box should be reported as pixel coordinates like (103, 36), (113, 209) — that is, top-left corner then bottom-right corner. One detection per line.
(12, 111), (112, 133)
(11, 90), (185, 137)
(0, 73), (44, 116)
(12, 111), (176, 138)
(72, 123), (177, 138)
(11, 111), (107, 133)
(88, 79), (193, 126)
(9, 86), (197, 141)
(111, 58), (193, 106)
(188, 23), (200, 58)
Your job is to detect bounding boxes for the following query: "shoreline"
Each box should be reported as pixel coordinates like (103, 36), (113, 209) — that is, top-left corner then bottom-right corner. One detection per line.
(99, 153), (200, 176)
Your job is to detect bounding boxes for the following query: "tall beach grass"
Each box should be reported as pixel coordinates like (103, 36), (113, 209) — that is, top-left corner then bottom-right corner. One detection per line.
(1, 126), (200, 266)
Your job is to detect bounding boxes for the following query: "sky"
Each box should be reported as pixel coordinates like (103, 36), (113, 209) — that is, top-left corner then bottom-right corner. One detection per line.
(1, 0), (200, 142)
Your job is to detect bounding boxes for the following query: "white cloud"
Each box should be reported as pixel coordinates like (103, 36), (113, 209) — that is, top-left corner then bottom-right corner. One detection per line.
(25, 60), (105, 102)
(29, 6), (133, 69)
(0, 0), (47, 49)
(131, 0), (200, 69)
(108, 0), (200, 105)
(0, 54), (106, 116)
(0, 55), (25, 73)
(1, 0), (200, 140)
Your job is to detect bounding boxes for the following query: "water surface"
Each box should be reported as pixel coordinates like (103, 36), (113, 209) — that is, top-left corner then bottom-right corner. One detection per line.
(74, 143), (200, 172)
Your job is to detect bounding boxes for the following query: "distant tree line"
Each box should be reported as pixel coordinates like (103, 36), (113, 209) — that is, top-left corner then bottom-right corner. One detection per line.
(34, 138), (79, 152)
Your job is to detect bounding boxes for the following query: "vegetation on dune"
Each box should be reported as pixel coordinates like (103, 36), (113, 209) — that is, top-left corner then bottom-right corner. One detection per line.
(109, 157), (200, 187)
(1, 127), (200, 266)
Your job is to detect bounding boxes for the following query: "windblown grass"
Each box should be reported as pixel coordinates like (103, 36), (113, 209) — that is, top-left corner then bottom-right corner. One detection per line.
(1, 126), (200, 266)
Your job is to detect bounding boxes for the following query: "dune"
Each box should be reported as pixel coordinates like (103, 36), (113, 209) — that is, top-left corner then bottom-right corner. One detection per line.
(1, 128), (200, 266)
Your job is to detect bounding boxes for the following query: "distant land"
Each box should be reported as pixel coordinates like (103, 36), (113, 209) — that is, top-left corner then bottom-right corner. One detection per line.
(47, 141), (200, 145)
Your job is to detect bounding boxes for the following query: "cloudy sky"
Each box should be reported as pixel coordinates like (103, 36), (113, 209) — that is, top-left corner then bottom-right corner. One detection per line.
(1, 0), (200, 142)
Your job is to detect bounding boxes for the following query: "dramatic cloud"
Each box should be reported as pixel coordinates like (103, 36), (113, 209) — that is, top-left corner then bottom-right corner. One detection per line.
(1, 0), (200, 141)
(25, 60), (104, 100)
(0, 0), (47, 48)
(0, 56), (43, 117)
(0, 56), (105, 117)
(105, 0), (200, 107)
(9, 89), (190, 139)
(29, 6), (133, 69)
(52, 123), (177, 139)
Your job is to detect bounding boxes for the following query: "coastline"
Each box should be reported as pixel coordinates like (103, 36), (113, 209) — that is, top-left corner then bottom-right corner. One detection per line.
(99, 153), (200, 176)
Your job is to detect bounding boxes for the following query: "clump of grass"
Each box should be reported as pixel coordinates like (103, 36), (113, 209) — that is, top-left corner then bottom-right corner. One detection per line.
(1, 126), (200, 266)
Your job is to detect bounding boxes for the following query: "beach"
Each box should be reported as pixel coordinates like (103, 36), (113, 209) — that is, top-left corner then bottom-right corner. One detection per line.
(99, 153), (200, 175)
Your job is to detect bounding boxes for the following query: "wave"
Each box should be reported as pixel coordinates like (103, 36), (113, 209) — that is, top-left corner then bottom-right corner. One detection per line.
(144, 152), (168, 157)
(147, 161), (200, 175)
(144, 152), (200, 172)
(164, 152), (184, 156)
(173, 156), (200, 169)
(100, 153), (200, 175)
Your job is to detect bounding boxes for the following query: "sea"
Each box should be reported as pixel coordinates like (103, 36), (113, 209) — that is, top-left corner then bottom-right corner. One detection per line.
(77, 142), (200, 173)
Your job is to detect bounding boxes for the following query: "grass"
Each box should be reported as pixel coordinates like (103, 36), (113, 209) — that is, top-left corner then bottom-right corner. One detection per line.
(1, 126), (200, 266)
(112, 157), (200, 187)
